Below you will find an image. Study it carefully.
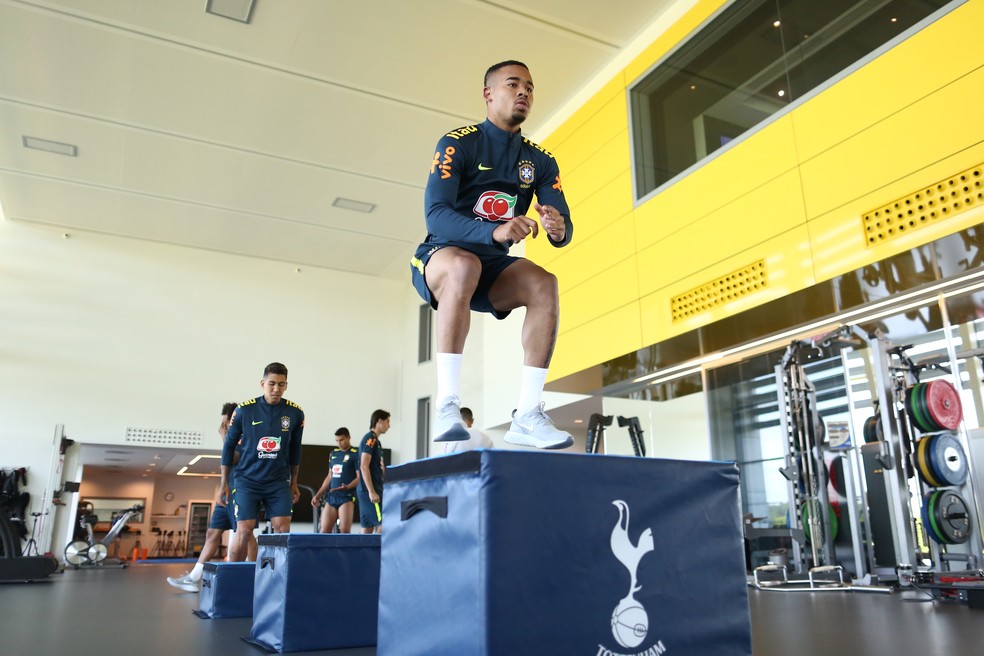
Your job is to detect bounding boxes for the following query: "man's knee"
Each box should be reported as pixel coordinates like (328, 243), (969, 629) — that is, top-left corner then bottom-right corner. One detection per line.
(432, 250), (482, 297)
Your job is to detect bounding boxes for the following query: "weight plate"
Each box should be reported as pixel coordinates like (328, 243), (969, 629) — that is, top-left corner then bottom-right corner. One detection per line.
(924, 379), (963, 431)
(924, 490), (947, 544)
(829, 457), (846, 498)
(87, 542), (108, 562)
(801, 502), (839, 544)
(928, 432), (968, 487)
(64, 540), (90, 565)
(907, 383), (933, 433)
(916, 435), (943, 487)
(863, 415), (881, 443)
(930, 490), (972, 544)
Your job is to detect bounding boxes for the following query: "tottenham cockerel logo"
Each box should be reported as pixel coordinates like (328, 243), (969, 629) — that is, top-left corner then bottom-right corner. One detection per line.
(609, 500), (656, 650)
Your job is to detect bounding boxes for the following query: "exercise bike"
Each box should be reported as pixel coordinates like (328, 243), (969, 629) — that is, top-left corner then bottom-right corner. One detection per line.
(64, 503), (143, 568)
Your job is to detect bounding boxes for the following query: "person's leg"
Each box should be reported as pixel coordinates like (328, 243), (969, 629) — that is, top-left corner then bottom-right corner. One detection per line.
(246, 531), (258, 562)
(230, 520), (257, 561)
(422, 248), (482, 442)
(318, 502), (334, 533)
(270, 516), (291, 533)
(167, 505), (231, 590)
(338, 502), (354, 533)
(325, 505), (340, 533)
(264, 483), (294, 534)
(487, 260), (572, 450)
(357, 490), (380, 534)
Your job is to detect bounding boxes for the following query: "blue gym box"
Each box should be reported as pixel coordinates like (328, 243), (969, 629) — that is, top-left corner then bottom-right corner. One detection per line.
(378, 450), (752, 656)
(194, 561), (256, 619)
(248, 533), (380, 652)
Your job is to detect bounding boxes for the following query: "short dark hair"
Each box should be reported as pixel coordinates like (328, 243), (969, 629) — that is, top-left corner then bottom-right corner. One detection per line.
(221, 402), (237, 419)
(263, 362), (288, 378)
(370, 409), (391, 429)
(484, 60), (528, 86)
(334, 427), (350, 437)
(460, 407), (474, 422)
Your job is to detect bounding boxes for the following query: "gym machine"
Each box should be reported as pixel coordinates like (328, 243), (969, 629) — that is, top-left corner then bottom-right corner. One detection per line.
(585, 414), (646, 456)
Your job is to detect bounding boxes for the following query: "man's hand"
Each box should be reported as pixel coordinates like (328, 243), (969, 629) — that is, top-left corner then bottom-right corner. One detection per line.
(492, 215), (539, 245)
(534, 203), (566, 242)
(369, 491), (381, 505)
(310, 492), (323, 508)
(291, 485), (300, 504)
(214, 486), (227, 507)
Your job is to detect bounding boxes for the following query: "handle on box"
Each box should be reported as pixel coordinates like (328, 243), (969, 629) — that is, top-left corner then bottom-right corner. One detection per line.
(260, 556), (275, 570)
(201, 578), (211, 589)
(400, 496), (448, 521)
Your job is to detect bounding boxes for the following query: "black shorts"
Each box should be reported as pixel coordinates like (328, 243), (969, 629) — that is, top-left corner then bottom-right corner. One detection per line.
(410, 243), (520, 320)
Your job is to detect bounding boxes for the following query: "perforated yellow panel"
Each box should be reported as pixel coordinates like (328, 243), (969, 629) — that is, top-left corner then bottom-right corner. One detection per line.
(670, 260), (767, 322)
(863, 164), (983, 246)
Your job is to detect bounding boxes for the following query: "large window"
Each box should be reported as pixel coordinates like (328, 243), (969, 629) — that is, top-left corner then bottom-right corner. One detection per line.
(630, 0), (954, 199)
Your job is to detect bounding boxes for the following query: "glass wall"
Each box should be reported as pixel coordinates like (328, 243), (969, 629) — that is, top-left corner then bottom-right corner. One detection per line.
(629, 0), (954, 199)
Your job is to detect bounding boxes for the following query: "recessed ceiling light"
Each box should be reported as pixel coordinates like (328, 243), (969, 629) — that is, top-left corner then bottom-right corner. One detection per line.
(205, 0), (255, 23)
(22, 135), (78, 157)
(333, 197), (376, 213)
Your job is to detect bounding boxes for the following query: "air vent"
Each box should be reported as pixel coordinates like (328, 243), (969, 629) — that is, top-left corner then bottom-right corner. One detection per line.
(863, 164), (983, 245)
(671, 260), (767, 322)
(125, 427), (202, 447)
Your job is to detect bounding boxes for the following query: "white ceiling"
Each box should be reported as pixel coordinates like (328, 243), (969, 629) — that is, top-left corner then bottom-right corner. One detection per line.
(0, 0), (679, 279)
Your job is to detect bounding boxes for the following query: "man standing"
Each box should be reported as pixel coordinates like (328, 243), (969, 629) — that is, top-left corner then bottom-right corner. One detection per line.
(410, 60), (574, 450)
(444, 407), (494, 454)
(357, 410), (389, 534)
(311, 427), (360, 534)
(166, 401), (257, 592)
(221, 362), (304, 561)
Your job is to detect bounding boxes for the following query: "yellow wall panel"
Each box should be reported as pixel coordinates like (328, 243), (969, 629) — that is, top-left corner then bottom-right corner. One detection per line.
(638, 226), (816, 345)
(792, 1), (984, 162)
(560, 256), (639, 332)
(551, 302), (643, 381)
(542, 74), (626, 151)
(532, 208), (635, 284)
(562, 131), (630, 206)
(800, 65), (984, 219)
(544, 93), (628, 170)
(636, 169), (807, 297)
(634, 115), (799, 251)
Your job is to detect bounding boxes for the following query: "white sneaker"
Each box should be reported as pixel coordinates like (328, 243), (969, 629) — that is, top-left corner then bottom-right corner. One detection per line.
(433, 396), (469, 442)
(504, 402), (574, 450)
(166, 573), (199, 593)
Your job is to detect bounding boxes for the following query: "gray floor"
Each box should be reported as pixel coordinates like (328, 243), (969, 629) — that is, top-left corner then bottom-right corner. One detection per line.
(1, 562), (982, 655)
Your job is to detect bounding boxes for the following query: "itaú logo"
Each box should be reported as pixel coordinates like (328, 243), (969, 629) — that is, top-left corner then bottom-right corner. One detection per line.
(473, 191), (517, 221)
(598, 500), (667, 656)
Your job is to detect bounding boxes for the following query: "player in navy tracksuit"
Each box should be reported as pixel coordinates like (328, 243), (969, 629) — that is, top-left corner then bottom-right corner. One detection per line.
(311, 427), (360, 533)
(411, 60), (574, 450)
(221, 362), (304, 561)
(357, 410), (390, 534)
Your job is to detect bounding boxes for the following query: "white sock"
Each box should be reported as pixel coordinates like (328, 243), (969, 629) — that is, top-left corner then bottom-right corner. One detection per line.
(516, 366), (549, 416)
(436, 353), (463, 407)
(189, 562), (205, 581)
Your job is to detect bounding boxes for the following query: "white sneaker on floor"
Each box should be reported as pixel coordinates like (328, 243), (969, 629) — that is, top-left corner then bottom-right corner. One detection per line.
(166, 572), (199, 593)
(433, 396), (469, 442)
(504, 402), (574, 450)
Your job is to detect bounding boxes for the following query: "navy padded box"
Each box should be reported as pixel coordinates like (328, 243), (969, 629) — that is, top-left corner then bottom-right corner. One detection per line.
(378, 450), (751, 656)
(249, 533), (380, 652)
(194, 561), (256, 619)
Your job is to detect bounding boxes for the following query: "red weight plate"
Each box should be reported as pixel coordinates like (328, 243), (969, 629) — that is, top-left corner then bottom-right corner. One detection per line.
(924, 380), (963, 431)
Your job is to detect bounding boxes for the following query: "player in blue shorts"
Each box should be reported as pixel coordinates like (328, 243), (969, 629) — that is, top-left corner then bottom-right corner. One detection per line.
(357, 410), (389, 534)
(221, 362), (305, 561)
(311, 427), (360, 533)
(411, 60), (574, 450)
(167, 402), (257, 592)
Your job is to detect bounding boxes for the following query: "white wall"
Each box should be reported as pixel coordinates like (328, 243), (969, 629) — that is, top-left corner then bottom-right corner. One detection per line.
(0, 218), (408, 551)
(602, 394), (711, 461)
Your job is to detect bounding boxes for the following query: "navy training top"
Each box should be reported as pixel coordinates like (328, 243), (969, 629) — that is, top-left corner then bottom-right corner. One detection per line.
(329, 446), (360, 489)
(420, 119), (573, 255)
(358, 431), (384, 496)
(223, 396), (304, 488)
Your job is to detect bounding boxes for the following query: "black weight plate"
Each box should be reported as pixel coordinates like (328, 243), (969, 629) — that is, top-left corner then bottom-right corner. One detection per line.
(924, 379), (963, 431)
(915, 383), (935, 433)
(916, 435), (943, 487)
(928, 432), (968, 487)
(829, 457), (846, 498)
(863, 415), (880, 443)
(933, 490), (972, 544)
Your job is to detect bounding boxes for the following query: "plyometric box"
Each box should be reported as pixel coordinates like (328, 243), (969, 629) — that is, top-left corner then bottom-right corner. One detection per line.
(378, 450), (751, 656)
